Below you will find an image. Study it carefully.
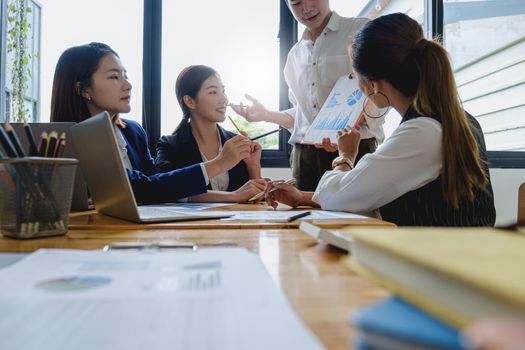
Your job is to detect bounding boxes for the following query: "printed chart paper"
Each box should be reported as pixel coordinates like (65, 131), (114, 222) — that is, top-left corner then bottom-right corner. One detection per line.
(0, 248), (323, 350)
(302, 76), (365, 144)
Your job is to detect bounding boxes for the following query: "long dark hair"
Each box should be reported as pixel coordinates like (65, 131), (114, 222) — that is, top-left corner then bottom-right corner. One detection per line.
(50, 42), (118, 123)
(173, 65), (218, 134)
(351, 13), (488, 208)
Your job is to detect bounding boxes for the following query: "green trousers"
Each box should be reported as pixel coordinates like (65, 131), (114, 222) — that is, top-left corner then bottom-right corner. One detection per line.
(291, 138), (377, 192)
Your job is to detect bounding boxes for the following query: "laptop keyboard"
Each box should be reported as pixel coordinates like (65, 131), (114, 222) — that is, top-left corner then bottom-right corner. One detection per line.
(138, 206), (192, 217)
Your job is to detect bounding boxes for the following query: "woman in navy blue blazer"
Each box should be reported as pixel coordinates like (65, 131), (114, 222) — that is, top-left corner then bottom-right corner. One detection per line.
(50, 43), (266, 204)
(156, 65), (262, 197)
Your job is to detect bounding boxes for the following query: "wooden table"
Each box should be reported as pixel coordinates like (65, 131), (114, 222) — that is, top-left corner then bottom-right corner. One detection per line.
(0, 227), (389, 349)
(0, 206), (394, 350)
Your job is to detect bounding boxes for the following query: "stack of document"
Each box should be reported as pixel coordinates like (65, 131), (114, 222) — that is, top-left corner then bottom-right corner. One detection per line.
(0, 248), (323, 350)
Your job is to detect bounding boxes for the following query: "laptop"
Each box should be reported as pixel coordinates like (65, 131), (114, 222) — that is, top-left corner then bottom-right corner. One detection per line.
(10, 122), (90, 211)
(69, 111), (231, 223)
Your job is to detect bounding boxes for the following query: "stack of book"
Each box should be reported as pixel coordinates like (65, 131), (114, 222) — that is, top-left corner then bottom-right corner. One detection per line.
(344, 227), (525, 349)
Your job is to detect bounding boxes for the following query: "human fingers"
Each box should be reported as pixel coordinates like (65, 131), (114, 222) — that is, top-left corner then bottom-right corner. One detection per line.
(327, 143), (338, 152)
(244, 93), (259, 105)
(253, 182), (267, 192)
(251, 178), (268, 186)
(265, 191), (278, 208)
(229, 103), (243, 115)
(337, 129), (346, 139)
(235, 141), (252, 153)
(245, 179), (267, 192)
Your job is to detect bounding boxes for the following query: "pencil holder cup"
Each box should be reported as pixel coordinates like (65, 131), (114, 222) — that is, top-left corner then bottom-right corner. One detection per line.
(0, 157), (78, 239)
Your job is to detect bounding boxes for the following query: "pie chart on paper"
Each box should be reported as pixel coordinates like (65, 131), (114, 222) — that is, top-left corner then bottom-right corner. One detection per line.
(35, 276), (112, 292)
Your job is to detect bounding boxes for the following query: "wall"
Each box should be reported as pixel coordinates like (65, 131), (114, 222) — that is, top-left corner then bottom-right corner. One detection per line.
(262, 167), (525, 226)
(490, 169), (525, 225)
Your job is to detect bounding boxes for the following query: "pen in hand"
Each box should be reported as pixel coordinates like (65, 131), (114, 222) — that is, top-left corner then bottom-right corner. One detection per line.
(287, 211), (311, 222)
(248, 178), (296, 202)
(250, 129), (279, 141)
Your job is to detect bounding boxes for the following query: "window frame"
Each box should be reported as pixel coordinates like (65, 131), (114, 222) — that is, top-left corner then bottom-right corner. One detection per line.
(140, 0), (525, 168)
(436, 0), (525, 168)
(0, 0), (41, 123)
(0, 0), (7, 122)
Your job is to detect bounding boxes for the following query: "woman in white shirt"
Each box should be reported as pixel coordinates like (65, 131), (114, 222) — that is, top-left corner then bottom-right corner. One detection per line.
(265, 13), (496, 226)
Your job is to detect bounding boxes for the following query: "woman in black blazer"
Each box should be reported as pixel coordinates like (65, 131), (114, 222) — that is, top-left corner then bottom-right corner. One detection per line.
(156, 65), (265, 202)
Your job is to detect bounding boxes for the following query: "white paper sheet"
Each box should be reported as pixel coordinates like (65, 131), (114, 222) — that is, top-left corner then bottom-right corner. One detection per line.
(218, 210), (369, 221)
(0, 253), (27, 269)
(0, 248), (323, 350)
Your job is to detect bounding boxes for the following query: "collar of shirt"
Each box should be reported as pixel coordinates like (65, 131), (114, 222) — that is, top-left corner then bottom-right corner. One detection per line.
(113, 123), (133, 170)
(301, 11), (341, 41)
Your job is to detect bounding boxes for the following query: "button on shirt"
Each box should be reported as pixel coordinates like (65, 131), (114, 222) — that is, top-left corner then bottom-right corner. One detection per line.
(284, 12), (385, 145)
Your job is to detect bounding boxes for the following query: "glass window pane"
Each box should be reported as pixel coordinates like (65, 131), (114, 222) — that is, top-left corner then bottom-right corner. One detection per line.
(444, 0), (525, 151)
(4, 0), (40, 122)
(38, 0), (143, 123)
(162, 1), (280, 149)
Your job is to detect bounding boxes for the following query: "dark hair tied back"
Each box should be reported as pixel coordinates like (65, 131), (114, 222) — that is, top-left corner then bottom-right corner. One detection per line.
(413, 38), (430, 56)
(173, 65), (218, 134)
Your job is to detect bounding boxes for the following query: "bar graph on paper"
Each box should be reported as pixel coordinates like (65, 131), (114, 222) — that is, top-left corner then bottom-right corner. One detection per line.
(152, 261), (222, 292)
(302, 76), (365, 144)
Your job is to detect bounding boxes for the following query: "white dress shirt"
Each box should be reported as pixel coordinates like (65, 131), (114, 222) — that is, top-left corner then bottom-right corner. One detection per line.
(313, 117), (442, 213)
(114, 124), (133, 170)
(284, 12), (385, 145)
(199, 129), (230, 191)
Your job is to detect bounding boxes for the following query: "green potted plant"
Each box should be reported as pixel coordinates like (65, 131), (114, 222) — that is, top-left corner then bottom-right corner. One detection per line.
(6, 0), (33, 122)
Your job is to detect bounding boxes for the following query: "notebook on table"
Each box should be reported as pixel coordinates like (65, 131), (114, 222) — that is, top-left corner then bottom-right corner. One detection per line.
(10, 122), (90, 211)
(69, 112), (232, 223)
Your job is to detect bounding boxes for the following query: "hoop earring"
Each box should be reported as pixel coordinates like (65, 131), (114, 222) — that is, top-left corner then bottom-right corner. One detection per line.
(362, 91), (391, 119)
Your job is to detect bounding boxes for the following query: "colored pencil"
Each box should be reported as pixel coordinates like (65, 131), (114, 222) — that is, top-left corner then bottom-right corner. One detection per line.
(250, 129), (279, 141)
(37, 131), (48, 157)
(23, 122), (39, 156)
(3, 123), (25, 157)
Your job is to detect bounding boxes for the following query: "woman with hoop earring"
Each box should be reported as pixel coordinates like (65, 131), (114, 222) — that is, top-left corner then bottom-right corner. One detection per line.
(263, 13), (495, 226)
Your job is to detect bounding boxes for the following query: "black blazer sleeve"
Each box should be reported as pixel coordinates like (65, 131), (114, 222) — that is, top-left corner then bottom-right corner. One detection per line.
(155, 123), (251, 191)
(155, 135), (184, 173)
